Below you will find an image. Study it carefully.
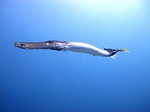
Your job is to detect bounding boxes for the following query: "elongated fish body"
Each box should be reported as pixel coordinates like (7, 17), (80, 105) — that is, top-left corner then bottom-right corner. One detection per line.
(15, 41), (68, 51)
(66, 42), (110, 56)
(15, 40), (128, 57)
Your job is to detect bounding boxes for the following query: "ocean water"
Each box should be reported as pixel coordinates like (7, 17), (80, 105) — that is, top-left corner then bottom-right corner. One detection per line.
(1, 0), (150, 112)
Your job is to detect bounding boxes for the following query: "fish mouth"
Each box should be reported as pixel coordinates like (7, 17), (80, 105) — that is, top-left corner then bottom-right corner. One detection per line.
(15, 42), (29, 49)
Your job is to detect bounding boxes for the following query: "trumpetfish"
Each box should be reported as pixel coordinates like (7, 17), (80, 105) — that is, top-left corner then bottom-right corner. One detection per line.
(15, 40), (128, 58)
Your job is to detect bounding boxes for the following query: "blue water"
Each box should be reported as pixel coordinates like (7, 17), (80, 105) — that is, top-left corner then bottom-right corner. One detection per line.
(1, 0), (150, 112)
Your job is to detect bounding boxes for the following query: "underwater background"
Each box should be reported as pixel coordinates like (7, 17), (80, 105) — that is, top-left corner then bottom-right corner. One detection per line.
(1, 0), (150, 112)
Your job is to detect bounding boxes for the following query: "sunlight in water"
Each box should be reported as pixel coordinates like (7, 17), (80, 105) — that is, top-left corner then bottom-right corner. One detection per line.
(52, 0), (142, 13)
(62, 0), (144, 19)
(81, 0), (141, 4)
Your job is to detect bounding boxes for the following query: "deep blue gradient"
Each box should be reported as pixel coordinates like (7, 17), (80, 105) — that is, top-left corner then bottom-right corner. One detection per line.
(1, 0), (150, 112)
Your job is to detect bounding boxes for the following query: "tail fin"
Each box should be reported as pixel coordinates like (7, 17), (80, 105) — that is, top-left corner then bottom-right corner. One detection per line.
(118, 49), (129, 52)
(111, 55), (117, 59)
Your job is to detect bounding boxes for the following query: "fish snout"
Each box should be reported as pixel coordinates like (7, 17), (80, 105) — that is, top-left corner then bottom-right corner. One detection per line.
(15, 42), (29, 49)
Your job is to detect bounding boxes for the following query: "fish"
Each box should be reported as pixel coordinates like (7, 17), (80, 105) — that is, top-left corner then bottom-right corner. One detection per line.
(15, 40), (128, 57)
